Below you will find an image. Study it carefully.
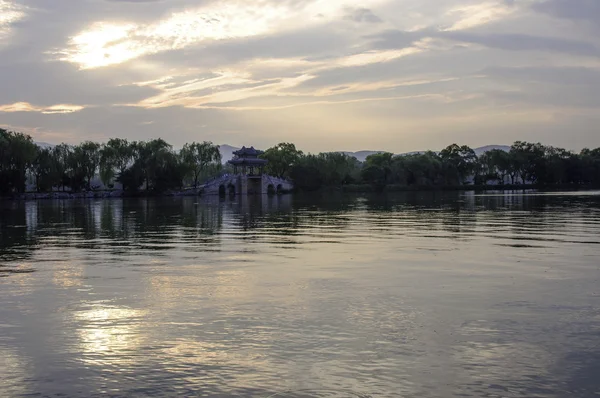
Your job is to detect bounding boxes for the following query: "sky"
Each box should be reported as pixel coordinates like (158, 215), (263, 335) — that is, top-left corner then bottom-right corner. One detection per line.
(0, 0), (599, 153)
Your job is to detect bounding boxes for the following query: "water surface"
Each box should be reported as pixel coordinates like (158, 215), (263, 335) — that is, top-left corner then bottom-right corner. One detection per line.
(1, 191), (599, 397)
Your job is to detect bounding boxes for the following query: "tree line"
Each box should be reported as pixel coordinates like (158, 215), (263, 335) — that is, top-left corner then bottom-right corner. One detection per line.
(1, 128), (221, 195)
(1, 128), (599, 195)
(261, 142), (600, 191)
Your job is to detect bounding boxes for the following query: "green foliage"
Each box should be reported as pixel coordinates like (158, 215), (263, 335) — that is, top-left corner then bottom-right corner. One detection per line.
(509, 141), (546, 184)
(319, 152), (361, 185)
(362, 152), (394, 187)
(361, 165), (387, 190)
(289, 141), (600, 191)
(180, 141), (222, 188)
(289, 152), (360, 191)
(440, 144), (478, 185)
(0, 129), (37, 194)
(289, 155), (324, 191)
(31, 148), (54, 192)
(2, 130), (600, 196)
(115, 140), (185, 193)
(580, 148), (600, 185)
(487, 149), (511, 183)
(135, 139), (172, 190)
(399, 152), (443, 186)
(100, 138), (135, 186)
(261, 142), (303, 178)
(75, 141), (101, 190)
(50, 144), (72, 192)
(119, 139), (185, 192)
(116, 162), (144, 192)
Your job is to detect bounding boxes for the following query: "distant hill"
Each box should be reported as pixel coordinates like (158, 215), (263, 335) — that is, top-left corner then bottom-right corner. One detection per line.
(341, 150), (383, 162)
(218, 144), (241, 163)
(341, 145), (510, 161)
(473, 145), (510, 156)
(35, 142), (54, 149)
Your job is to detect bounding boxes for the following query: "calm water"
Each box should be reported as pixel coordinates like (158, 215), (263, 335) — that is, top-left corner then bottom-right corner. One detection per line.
(1, 191), (599, 398)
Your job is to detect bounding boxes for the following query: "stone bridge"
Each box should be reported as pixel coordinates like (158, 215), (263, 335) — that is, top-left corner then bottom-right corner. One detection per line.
(201, 174), (293, 196)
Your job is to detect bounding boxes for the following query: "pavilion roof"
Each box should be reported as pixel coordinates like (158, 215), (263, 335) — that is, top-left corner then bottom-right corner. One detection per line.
(229, 158), (268, 166)
(232, 146), (264, 158)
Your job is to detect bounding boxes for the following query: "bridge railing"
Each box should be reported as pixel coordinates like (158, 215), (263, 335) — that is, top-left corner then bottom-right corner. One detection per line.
(201, 174), (235, 189)
(264, 175), (293, 185)
(201, 174), (292, 191)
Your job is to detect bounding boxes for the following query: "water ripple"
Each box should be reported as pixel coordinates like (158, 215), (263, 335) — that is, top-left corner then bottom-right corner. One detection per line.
(1, 192), (599, 397)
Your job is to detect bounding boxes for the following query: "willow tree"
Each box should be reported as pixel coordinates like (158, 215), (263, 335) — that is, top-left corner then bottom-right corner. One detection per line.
(75, 141), (101, 190)
(0, 129), (38, 194)
(31, 147), (54, 192)
(100, 138), (135, 187)
(180, 141), (222, 189)
(50, 144), (72, 192)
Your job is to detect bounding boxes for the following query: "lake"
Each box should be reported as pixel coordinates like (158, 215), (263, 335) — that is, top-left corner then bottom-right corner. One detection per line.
(1, 191), (599, 397)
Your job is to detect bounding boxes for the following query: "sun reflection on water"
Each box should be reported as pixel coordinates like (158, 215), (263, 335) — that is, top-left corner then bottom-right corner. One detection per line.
(74, 306), (148, 365)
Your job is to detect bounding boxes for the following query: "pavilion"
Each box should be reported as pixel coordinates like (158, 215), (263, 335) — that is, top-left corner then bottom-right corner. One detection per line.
(201, 146), (292, 196)
(228, 146), (268, 177)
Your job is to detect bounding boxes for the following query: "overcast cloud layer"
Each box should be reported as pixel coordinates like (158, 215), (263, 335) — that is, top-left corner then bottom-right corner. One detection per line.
(1, 0), (599, 152)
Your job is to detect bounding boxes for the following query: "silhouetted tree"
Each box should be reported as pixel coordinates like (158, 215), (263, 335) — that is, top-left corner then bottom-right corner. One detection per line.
(261, 143), (303, 178)
(362, 152), (394, 187)
(510, 141), (546, 184)
(100, 138), (135, 187)
(50, 144), (72, 192)
(74, 141), (101, 190)
(31, 147), (53, 192)
(2, 130), (600, 196)
(440, 144), (477, 185)
(180, 141), (222, 188)
(0, 129), (37, 194)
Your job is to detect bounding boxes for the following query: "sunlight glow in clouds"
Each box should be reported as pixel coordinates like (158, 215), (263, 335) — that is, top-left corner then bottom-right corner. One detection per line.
(0, 0), (25, 39)
(0, 102), (85, 114)
(59, 0), (389, 69)
(446, 1), (517, 31)
(58, 4), (283, 68)
(129, 43), (431, 109)
(65, 23), (139, 69)
(3, 0), (599, 151)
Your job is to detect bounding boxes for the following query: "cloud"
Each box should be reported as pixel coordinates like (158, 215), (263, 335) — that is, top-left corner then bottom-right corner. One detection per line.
(480, 66), (600, 108)
(0, 105), (261, 146)
(2, 0), (600, 152)
(365, 29), (428, 50)
(533, 0), (600, 25)
(444, 1), (517, 31)
(0, 102), (85, 114)
(441, 31), (600, 57)
(0, 0), (26, 42)
(139, 25), (353, 72)
(105, 0), (165, 2)
(128, 45), (427, 109)
(55, 0), (390, 69)
(0, 60), (161, 106)
(482, 66), (600, 86)
(344, 7), (382, 23)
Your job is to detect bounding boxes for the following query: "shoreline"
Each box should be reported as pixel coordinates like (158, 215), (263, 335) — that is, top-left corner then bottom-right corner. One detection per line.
(339, 183), (600, 193)
(1, 184), (598, 201)
(1, 189), (201, 201)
